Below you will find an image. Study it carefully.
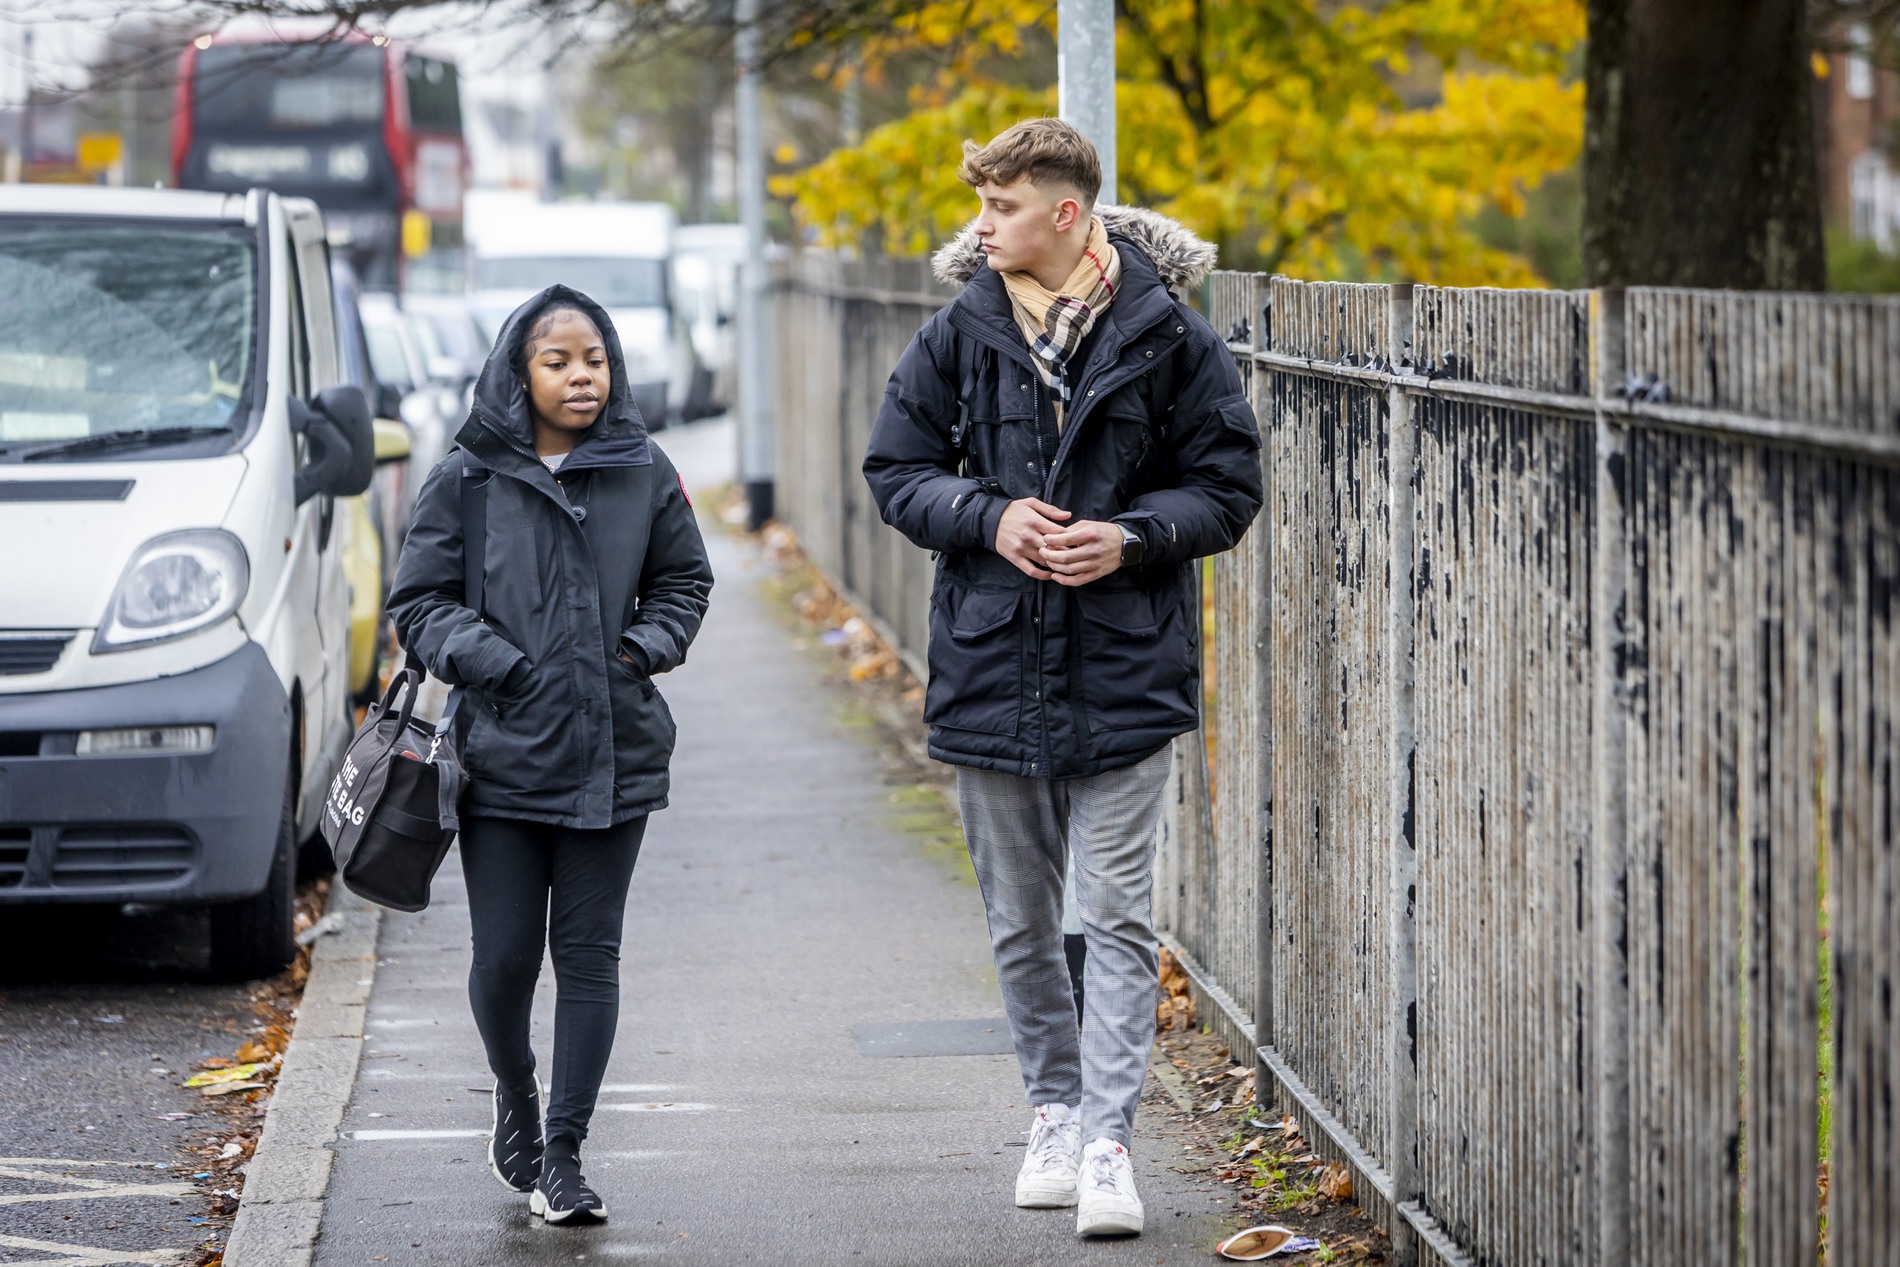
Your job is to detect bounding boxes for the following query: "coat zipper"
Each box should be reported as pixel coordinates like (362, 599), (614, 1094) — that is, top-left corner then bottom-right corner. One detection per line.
(1030, 380), (1048, 779)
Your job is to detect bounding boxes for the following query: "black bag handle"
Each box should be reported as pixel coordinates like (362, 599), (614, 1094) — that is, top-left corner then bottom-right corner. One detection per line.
(390, 448), (488, 731)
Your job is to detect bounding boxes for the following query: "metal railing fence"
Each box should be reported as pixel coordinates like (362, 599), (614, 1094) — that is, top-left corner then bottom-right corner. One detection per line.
(770, 254), (1900, 1267)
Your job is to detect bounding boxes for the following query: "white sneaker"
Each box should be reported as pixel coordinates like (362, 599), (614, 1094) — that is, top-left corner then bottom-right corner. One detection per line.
(1075, 1137), (1144, 1236)
(1014, 1103), (1082, 1208)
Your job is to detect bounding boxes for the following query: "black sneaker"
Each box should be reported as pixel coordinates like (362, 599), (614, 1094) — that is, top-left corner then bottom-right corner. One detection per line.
(487, 1079), (543, 1194)
(530, 1135), (607, 1225)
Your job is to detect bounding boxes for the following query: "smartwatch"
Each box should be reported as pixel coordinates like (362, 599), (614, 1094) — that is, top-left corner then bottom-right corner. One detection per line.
(1117, 523), (1145, 568)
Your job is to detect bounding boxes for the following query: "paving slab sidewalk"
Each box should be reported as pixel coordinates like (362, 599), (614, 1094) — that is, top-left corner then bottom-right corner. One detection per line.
(291, 420), (1238, 1266)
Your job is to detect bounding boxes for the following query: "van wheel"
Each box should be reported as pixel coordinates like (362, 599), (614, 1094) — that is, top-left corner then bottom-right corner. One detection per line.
(209, 763), (298, 981)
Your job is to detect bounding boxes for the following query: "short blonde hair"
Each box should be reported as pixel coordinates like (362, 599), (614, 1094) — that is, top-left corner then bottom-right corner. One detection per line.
(958, 118), (1101, 206)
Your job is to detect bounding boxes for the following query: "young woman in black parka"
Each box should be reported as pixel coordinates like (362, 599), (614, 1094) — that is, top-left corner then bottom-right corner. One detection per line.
(387, 285), (713, 1227)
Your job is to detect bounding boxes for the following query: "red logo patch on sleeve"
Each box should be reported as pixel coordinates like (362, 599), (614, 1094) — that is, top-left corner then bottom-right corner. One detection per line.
(677, 472), (693, 508)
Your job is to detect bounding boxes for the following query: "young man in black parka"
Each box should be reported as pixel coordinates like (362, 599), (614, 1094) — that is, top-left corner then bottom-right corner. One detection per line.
(863, 120), (1263, 1237)
(388, 285), (712, 1227)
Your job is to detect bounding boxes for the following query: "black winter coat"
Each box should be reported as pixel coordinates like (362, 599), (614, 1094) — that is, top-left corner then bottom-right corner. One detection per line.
(863, 208), (1264, 779)
(388, 285), (713, 827)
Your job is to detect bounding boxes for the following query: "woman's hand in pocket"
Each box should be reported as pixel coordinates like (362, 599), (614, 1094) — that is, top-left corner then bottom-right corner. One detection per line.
(614, 646), (656, 697)
(490, 658), (534, 714)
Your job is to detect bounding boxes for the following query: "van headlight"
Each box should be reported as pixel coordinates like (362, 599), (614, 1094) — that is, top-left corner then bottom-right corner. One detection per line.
(93, 530), (250, 653)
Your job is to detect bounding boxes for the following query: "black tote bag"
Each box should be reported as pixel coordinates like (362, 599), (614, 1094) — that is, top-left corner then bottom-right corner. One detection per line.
(321, 448), (489, 912)
(320, 665), (464, 912)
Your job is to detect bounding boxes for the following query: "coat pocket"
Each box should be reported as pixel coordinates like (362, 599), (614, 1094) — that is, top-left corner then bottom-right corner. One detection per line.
(1074, 585), (1198, 734)
(1216, 395), (1262, 449)
(609, 654), (677, 767)
(462, 669), (581, 798)
(924, 588), (1023, 736)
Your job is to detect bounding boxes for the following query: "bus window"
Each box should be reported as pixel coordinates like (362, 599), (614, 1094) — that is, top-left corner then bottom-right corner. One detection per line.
(194, 43), (386, 131)
(405, 57), (462, 134)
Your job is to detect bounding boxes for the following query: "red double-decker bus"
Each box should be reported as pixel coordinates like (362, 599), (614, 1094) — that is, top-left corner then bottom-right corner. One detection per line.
(172, 33), (465, 291)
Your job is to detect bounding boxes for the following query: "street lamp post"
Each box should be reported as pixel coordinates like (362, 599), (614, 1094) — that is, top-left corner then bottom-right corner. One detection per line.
(735, 0), (774, 530)
(1057, 0), (1115, 203)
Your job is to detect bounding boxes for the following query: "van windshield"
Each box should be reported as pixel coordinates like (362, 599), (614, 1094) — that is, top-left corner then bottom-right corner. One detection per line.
(0, 223), (255, 458)
(476, 256), (667, 309)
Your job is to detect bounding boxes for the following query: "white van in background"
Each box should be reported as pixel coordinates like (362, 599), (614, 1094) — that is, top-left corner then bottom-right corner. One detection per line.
(465, 197), (697, 428)
(0, 186), (391, 979)
(672, 223), (745, 420)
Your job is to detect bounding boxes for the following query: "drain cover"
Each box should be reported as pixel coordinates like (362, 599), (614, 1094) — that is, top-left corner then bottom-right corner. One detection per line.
(852, 1019), (1016, 1057)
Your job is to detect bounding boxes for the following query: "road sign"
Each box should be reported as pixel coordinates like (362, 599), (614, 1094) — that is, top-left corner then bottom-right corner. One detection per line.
(401, 209), (432, 259)
(76, 132), (123, 173)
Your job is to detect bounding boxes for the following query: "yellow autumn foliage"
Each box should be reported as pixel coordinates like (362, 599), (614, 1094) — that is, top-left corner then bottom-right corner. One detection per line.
(775, 0), (1585, 285)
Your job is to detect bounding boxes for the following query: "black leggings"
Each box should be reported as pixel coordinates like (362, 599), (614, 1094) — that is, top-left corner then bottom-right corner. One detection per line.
(459, 814), (646, 1146)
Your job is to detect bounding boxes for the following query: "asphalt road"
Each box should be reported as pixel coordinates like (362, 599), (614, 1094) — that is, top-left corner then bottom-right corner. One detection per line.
(0, 875), (287, 1264)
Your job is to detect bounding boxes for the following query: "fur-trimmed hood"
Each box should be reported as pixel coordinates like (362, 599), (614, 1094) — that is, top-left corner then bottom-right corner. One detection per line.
(930, 204), (1218, 292)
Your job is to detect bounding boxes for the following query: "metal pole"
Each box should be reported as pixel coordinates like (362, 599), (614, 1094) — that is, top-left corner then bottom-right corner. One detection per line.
(1056, 0), (1115, 203)
(840, 43), (861, 146)
(21, 27), (35, 178)
(1384, 282), (1420, 1267)
(1251, 276), (1275, 1110)
(1587, 287), (1632, 1266)
(735, 0), (775, 530)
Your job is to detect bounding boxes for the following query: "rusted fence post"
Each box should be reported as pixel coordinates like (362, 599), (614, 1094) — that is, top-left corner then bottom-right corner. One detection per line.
(1252, 273), (1276, 1111)
(1587, 287), (1632, 1265)
(1384, 283), (1421, 1267)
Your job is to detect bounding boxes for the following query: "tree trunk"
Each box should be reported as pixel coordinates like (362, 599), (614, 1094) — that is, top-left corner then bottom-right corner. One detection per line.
(1583, 0), (1826, 290)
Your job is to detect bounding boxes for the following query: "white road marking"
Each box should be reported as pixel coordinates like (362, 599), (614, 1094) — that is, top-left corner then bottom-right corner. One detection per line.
(0, 1162), (193, 1266)
(594, 1084), (675, 1094)
(0, 1184), (193, 1206)
(596, 1102), (713, 1113)
(345, 1128), (487, 1140)
(0, 1167), (125, 1189)
(0, 1232), (183, 1265)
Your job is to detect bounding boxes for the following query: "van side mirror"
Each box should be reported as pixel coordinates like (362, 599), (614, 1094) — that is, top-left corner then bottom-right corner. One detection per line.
(289, 386), (375, 504)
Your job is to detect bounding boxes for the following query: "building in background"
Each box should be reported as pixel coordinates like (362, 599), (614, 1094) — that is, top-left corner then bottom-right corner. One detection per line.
(1819, 17), (1900, 250)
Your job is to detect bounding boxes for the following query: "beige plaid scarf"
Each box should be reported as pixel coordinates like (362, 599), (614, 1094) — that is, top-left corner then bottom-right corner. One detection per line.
(1001, 216), (1121, 430)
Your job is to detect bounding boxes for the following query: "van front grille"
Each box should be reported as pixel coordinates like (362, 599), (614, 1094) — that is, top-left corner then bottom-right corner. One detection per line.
(49, 828), (195, 890)
(0, 829), (28, 888)
(0, 635), (72, 676)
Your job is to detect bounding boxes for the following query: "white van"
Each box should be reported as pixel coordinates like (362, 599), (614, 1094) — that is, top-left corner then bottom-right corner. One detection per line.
(465, 197), (696, 427)
(0, 186), (383, 978)
(672, 222), (746, 419)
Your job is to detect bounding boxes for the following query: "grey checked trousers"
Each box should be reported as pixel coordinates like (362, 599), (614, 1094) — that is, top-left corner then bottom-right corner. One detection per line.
(956, 745), (1171, 1145)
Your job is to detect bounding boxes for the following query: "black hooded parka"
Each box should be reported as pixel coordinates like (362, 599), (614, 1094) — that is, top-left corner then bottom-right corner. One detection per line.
(388, 285), (713, 828)
(863, 208), (1264, 779)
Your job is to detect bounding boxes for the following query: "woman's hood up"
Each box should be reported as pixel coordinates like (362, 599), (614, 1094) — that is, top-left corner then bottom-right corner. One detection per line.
(462, 283), (647, 456)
